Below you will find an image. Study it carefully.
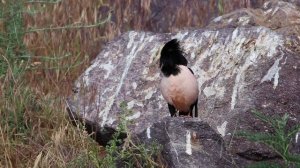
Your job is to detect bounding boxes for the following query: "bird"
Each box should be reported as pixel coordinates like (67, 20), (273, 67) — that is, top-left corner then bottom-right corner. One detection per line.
(159, 39), (199, 117)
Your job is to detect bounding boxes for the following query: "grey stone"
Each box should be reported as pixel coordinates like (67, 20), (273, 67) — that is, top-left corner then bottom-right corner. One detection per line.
(207, 0), (300, 36)
(135, 117), (233, 168)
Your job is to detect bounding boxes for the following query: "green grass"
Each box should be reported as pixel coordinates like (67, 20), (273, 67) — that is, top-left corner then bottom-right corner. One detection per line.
(99, 102), (164, 168)
(0, 0), (26, 78)
(0, 0), (31, 146)
(217, 0), (224, 15)
(238, 110), (300, 168)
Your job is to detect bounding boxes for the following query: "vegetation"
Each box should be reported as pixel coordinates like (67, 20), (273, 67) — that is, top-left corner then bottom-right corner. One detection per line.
(0, 0), (109, 167)
(217, 0), (224, 15)
(0, 1), (163, 166)
(99, 102), (163, 168)
(238, 110), (300, 168)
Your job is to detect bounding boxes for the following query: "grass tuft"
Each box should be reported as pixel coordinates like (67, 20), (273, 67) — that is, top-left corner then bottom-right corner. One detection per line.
(99, 102), (164, 168)
(237, 110), (300, 168)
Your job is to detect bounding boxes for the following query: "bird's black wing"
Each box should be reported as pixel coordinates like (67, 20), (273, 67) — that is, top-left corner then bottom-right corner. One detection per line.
(188, 68), (194, 75)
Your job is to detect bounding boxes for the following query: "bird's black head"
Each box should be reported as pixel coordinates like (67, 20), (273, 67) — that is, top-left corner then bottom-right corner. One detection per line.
(159, 39), (188, 77)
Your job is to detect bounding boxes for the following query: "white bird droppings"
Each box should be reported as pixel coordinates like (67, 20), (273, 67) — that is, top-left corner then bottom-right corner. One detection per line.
(203, 86), (216, 97)
(147, 127), (151, 139)
(238, 16), (250, 26)
(127, 100), (135, 109)
(107, 118), (116, 125)
(185, 130), (192, 155)
(217, 121), (228, 137)
(261, 55), (283, 89)
(125, 112), (141, 121)
(127, 32), (137, 49)
(144, 88), (156, 100)
(213, 16), (222, 22)
(203, 86), (225, 98)
(232, 28), (239, 40)
(132, 82), (137, 89)
(172, 31), (189, 41)
(100, 61), (114, 79)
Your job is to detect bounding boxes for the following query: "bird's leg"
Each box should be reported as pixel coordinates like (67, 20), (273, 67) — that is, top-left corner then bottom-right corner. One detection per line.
(168, 103), (177, 117)
(189, 106), (193, 117)
(194, 99), (198, 118)
(189, 99), (198, 118)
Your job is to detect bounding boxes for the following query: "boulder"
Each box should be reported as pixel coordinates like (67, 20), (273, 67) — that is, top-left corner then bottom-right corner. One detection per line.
(66, 0), (300, 166)
(136, 117), (233, 168)
(207, 0), (300, 36)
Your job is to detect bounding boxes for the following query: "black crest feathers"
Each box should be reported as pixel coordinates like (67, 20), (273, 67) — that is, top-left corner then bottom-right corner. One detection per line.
(160, 39), (188, 77)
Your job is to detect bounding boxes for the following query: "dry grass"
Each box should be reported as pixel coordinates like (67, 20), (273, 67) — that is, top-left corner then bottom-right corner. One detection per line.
(23, 0), (110, 95)
(1, 0), (108, 167)
(0, 0), (266, 167)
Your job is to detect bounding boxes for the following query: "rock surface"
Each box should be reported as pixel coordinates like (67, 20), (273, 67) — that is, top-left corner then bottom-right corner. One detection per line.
(136, 117), (233, 168)
(66, 0), (300, 166)
(207, 0), (300, 36)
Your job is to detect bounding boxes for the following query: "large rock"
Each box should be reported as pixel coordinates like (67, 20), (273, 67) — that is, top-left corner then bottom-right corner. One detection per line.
(136, 117), (233, 168)
(66, 0), (300, 166)
(206, 0), (300, 162)
(207, 0), (300, 35)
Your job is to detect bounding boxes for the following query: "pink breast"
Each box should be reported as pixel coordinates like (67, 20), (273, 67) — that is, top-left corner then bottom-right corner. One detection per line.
(160, 65), (199, 112)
